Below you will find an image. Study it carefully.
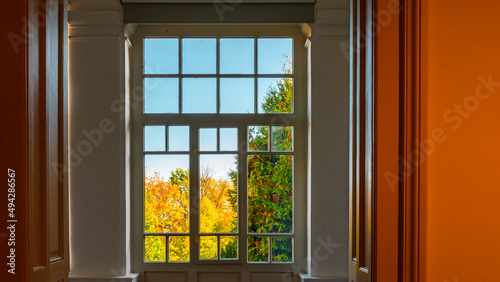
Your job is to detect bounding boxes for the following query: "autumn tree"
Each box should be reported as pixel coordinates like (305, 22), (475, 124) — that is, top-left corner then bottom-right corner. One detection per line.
(247, 57), (294, 262)
(145, 55), (293, 262)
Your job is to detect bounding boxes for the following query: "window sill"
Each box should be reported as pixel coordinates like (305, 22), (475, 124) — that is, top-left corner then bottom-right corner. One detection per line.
(69, 273), (139, 282)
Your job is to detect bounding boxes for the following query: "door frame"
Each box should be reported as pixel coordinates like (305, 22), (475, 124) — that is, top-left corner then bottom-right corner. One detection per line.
(398, 0), (428, 281)
(350, 0), (429, 281)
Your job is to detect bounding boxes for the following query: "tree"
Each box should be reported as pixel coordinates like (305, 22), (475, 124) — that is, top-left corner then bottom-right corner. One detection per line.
(145, 167), (238, 261)
(247, 57), (294, 262)
(144, 54), (294, 262)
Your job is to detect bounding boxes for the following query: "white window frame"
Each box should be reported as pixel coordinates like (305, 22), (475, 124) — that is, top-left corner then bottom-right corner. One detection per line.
(131, 24), (307, 275)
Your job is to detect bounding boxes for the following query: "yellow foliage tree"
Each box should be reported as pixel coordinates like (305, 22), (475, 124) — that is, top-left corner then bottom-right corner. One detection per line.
(145, 167), (237, 261)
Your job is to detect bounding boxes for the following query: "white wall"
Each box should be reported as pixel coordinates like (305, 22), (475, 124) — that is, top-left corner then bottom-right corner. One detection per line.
(68, 0), (136, 281)
(304, 3), (350, 281)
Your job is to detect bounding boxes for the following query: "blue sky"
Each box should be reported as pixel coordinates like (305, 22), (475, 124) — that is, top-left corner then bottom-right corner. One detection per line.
(144, 37), (292, 114)
(144, 38), (292, 182)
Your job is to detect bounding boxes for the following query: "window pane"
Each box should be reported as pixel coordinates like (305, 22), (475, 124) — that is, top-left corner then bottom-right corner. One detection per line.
(248, 236), (269, 262)
(168, 126), (189, 152)
(200, 155), (238, 234)
(220, 78), (255, 114)
(248, 126), (269, 152)
(272, 126), (294, 152)
(145, 236), (166, 262)
(258, 78), (293, 114)
(144, 38), (179, 74)
(182, 38), (216, 74)
(220, 38), (254, 74)
(258, 38), (293, 74)
(199, 128), (217, 151)
(145, 155), (189, 233)
(145, 78), (179, 114)
(271, 236), (293, 262)
(182, 78), (216, 113)
(169, 236), (190, 262)
(220, 128), (238, 151)
(145, 126), (165, 152)
(220, 236), (238, 260)
(200, 236), (218, 260)
(247, 155), (293, 233)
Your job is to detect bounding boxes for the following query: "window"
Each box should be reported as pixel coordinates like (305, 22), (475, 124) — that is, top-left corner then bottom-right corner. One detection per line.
(132, 25), (306, 273)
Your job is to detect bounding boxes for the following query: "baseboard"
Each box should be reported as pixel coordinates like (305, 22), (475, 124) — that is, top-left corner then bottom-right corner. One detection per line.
(69, 273), (140, 282)
(299, 273), (348, 282)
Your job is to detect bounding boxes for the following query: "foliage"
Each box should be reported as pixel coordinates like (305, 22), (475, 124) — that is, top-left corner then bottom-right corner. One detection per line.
(247, 58), (294, 262)
(144, 55), (294, 263)
(144, 168), (238, 262)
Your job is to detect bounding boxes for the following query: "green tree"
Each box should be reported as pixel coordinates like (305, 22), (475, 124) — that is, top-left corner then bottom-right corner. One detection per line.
(247, 58), (294, 262)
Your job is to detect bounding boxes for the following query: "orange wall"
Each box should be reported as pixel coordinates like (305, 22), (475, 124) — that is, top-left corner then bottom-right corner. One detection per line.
(427, 1), (500, 281)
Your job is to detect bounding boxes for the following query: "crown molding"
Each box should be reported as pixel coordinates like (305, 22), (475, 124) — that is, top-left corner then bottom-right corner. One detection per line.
(68, 11), (122, 26)
(311, 9), (350, 38)
(124, 24), (138, 39)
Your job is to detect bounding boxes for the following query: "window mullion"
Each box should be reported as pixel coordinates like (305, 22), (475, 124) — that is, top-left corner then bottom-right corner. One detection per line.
(216, 37), (220, 114)
(254, 36), (258, 114)
(191, 123), (198, 263)
(239, 123), (248, 263)
(179, 37), (183, 114)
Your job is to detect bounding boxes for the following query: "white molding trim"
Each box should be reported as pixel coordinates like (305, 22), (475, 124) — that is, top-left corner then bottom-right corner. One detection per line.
(300, 273), (348, 282)
(68, 11), (122, 26)
(312, 9), (350, 38)
(69, 274), (139, 282)
(124, 24), (138, 39)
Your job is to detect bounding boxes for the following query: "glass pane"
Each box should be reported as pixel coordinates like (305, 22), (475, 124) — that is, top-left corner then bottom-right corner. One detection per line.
(220, 78), (255, 114)
(182, 78), (217, 114)
(258, 78), (293, 114)
(248, 155), (293, 233)
(145, 126), (166, 152)
(220, 128), (238, 151)
(272, 236), (293, 262)
(145, 236), (166, 262)
(145, 155), (189, 233)
(248, 236), (269, 262)
(200, 236), (218, 260)
(168, 236), (190, 262)
(272, 126), (294, 152)
(220, 38), (254, 74)
(258, 38), (293, 74)
(199, 128), (217, 151)
(182, 38), (216, 74)
(220, 236), (238, 260)
(144, 38), (179, 74)
(145, 78), (179, 114)
(248, 126), (269, 152)
(168, 126), (189, 152)
(199, 154), (238, 234)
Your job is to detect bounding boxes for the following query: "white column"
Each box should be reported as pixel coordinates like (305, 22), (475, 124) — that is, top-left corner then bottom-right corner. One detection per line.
(68, 0), (137, 281)
(301, 6), (351, 282)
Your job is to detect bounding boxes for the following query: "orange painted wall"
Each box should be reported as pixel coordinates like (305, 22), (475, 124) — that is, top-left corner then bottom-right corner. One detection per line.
(427, 1), (500, 281)
(375, 0), (400, 281)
